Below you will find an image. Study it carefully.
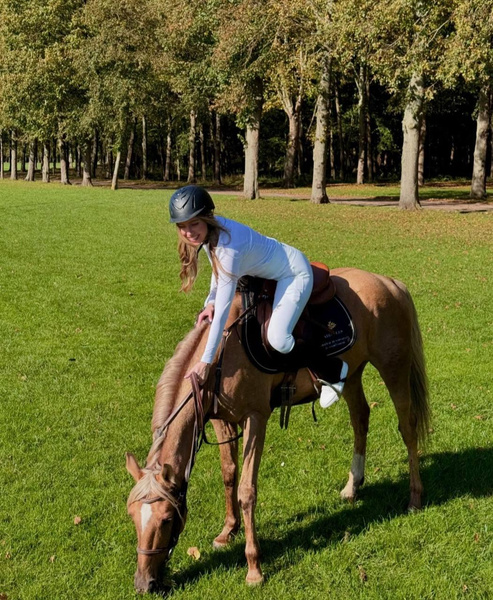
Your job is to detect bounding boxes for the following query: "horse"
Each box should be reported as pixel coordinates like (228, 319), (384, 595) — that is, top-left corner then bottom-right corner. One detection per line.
(126, 267), (430, 593)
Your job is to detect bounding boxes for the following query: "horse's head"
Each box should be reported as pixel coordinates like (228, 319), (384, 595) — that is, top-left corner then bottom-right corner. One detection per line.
(126, 452), (187, 594)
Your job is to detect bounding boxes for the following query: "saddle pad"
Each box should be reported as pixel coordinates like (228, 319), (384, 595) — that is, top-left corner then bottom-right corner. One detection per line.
(240, 296), (356, 375)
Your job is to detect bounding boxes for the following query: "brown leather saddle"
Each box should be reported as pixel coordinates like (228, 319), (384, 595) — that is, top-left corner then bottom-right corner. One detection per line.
(238, 262), (356, 381)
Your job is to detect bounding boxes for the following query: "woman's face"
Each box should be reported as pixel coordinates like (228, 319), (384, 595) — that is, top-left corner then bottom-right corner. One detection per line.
(177, 218), (208, 246)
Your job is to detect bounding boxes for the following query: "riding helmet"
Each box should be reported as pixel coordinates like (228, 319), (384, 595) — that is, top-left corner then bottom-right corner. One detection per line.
(169, 185), (215, 223)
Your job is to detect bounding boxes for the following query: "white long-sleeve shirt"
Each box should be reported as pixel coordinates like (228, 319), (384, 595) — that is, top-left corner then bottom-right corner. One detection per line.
(200, 217), (309, 363)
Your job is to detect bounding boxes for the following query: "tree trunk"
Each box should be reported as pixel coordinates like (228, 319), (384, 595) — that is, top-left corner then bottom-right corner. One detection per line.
(105, 144), (114, 179)
(59, 138), (70, 184)
(311, 57), (330, 204)
(199, 123), (206, 180)
(42, 142), (50, 182)
(470, 85), (491, 199)
(335, 85), (344, 180)
(365, 76), (373, 182)
(244, 85), (263, 199)
(187, 110), (197, 183)
(399, 72), (424, 210)
(52, 137), (57, 175)
(213, 111), (222, 185)
(21, 145), (27, 173)
(81, 140), (93, 186)
(281, 87), (302, 188)
(176, 158), (181, 181)
(111, 150), (121, 190)
(142, 116), (148, 180)
(10, 130), (17, 180)
(75, 144), (80, 177)
(418, 115), (426, 187)
(356, 64), (367, 185)
(92, 130), (99, 178)
(25, 140), (37, 181)
(164, 130), (171, 182)
(124, 119), (136, 180)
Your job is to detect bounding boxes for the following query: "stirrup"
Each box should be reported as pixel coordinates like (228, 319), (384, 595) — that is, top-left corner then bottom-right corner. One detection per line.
(318, 361), (348, 409)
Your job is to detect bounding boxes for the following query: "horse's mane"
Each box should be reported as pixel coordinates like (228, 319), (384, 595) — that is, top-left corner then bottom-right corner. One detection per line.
(151, 322), (207, 435)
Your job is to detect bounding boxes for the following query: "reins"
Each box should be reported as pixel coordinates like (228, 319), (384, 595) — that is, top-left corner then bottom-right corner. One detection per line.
(134, 304), (255, 559)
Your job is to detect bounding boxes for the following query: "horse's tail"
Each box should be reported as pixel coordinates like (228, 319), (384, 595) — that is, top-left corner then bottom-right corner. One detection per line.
(407, 291), (430, 444)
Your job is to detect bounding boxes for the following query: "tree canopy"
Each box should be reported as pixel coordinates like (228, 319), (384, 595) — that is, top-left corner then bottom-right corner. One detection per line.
(0, 0), (491, 206)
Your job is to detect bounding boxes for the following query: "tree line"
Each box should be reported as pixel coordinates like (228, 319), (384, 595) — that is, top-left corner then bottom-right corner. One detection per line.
(0, 0), (492, 209)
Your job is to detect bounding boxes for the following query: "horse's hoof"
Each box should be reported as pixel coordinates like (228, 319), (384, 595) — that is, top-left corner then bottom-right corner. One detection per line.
(212, 538), (228, 550)
(213, 530), (238, 549)
(340, 487), (356, 503)
(246, 573), (264, 587)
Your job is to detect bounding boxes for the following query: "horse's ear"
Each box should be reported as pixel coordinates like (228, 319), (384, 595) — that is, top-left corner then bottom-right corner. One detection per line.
(161, 463), (178, 486)
(126, 452), (143, 482)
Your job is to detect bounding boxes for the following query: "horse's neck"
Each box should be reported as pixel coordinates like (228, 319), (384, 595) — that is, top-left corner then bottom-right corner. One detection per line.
(148, 323), (210, 483)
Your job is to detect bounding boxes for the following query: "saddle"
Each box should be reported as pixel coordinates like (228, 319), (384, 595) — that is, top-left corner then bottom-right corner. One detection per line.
(238, 262), (356, 384)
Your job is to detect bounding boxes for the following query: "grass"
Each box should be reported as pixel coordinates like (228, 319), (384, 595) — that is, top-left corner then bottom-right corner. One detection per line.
(0, 179), (492, 600)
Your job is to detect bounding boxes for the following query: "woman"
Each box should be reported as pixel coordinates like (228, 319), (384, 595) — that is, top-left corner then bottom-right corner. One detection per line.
(169, 185), (347, 408)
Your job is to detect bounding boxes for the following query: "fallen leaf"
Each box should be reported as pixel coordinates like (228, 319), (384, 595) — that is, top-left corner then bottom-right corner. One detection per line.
(474, 415), (483, 420)
(73, 516), (82, 525)
(49, 555), (55, 563)
(187, 547), (200, 560)
(358, 565), (368, 582)
(474, 533), (480, 543)
(370, 402), (379, 408)
(374, 467), (381, 473)
(0, 593), (9, 600)
(4, 553), (11, 560)
(463, 584), (468, 593)
(451, 404), (457, 410)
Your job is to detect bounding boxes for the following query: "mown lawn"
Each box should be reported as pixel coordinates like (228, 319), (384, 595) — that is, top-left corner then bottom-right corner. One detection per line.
(0, 180), (492, 600)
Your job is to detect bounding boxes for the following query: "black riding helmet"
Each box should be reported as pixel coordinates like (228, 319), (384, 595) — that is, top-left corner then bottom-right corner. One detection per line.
(169, 185), (215, 223)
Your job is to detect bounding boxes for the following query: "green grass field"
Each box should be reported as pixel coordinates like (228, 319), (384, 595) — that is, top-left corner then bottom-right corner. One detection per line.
(0, 180), (492, 600)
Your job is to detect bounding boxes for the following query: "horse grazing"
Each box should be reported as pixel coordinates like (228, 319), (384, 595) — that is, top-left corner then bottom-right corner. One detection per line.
(126, 267), (429, 593)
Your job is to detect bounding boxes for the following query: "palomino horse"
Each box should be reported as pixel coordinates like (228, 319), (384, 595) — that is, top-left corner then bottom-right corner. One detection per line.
(126, 267), (429, 593)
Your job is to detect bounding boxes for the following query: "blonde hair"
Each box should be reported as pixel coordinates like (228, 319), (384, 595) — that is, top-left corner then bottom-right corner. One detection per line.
(177, 215), (230, 293)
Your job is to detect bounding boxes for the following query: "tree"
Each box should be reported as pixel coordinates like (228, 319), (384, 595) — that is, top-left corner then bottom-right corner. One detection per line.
(367, 0), (452, 209)
(442, 0), (493, 199)
(311, 56), (330, 203)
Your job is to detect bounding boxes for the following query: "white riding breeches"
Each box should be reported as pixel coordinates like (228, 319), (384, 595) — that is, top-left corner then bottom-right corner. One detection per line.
(266, 244), (313, 354)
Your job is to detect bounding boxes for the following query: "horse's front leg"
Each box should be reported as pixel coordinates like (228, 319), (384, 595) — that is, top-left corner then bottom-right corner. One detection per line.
(211, 419), (241, 548)
(238, 411), (268, 586)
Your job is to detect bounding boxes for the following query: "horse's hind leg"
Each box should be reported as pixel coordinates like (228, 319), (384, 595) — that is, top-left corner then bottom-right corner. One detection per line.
(211, 419), (241, 548)
(340, 364), (370, 502)
(379, 366), (423, 510)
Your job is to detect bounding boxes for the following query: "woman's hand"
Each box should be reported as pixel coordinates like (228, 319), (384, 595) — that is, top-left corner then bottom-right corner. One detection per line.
(185, 361), (211, 384)
(197, 303), (214, 326)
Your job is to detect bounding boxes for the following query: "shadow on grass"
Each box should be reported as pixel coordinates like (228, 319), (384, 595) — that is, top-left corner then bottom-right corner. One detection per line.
(170, 447), (493, 589)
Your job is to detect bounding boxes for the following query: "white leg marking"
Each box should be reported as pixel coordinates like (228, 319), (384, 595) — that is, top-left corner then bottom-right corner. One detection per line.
(141, 503), (152, 533)
(341, 453), (366, 500)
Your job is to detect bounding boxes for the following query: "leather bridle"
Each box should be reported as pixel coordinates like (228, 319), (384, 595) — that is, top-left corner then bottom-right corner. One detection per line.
(136, 493), (186, 558)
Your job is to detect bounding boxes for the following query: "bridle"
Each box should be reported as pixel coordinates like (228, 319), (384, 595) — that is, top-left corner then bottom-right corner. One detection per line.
(136, 493), (187, 558)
